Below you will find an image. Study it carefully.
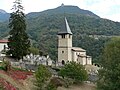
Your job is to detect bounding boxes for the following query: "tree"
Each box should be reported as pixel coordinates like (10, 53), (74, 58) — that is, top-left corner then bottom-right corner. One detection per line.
(29, 46), (39, 55)
(97, 37), (120, 90)
(8, 0), (30, 60)
(59, 61), (88, 83)
(35, 65), (52, 90)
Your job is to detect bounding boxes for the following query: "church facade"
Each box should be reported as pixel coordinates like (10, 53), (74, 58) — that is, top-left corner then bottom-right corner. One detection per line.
(58, 17), (92, 65)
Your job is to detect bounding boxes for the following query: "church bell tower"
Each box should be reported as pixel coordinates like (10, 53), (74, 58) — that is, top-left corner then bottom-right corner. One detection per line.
(58, 17), (72, 65)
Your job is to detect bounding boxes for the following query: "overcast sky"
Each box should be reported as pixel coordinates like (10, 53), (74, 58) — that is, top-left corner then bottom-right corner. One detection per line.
(0, 0), (120, 22)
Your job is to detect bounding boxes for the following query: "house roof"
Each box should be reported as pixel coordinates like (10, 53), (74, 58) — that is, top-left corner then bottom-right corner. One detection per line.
(58, 17), (72, 35)
(72, 47), (86, 52)
(0, 40), (9, 43)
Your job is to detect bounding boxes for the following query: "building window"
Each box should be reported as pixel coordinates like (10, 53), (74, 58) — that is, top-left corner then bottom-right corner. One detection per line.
(62, 60), (65, 65)
(62, 51), (64, 53)
(4, 45), (6, 50)
(69, 35), (71, 38)
(61, 35), (65, 38)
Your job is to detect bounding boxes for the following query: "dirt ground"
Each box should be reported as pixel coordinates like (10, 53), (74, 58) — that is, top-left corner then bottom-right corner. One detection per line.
(0, 71), (36, 90)
(22, 75), (37, 90)
(57, 83), (96, 90)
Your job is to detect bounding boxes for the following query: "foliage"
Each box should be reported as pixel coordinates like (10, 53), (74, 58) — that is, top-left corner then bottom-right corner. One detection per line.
(47, 77), (69, 89)
(97, 37), (120, 90)
(46, 83), (57, 90)
(0, 85), (4, 90)
(29, 46), (39, 55)
(73, 35), (109, 62)
(59, 61), (88, 83)
(1, 60), (11, 71)
(7, 0), (30, 60)
(35, 65), (52, 90)
(12, 66), (27, 71)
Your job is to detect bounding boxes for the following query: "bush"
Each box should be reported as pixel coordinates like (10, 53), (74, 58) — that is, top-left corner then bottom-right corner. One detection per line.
(35, 65), (52, 90)
(59, 61), (88, 83)
(46, 83), (57, 90)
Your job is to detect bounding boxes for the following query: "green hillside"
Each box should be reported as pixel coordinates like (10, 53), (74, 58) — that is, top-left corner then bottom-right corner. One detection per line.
(0, 5), (120, 62)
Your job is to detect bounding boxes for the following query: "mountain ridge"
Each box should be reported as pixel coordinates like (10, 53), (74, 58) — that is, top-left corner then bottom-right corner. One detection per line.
(0, 9), (10, 22)
(27, 5), (99, 19)
(0, 9), (7, 14)
(0, 5), (99, 22)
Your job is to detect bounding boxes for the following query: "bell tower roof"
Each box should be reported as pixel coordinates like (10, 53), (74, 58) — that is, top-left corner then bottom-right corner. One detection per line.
(58, 17), (72, 35)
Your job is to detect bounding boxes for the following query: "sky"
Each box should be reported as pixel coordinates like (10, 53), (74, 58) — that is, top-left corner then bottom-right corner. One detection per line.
(0, 0), (120, 22)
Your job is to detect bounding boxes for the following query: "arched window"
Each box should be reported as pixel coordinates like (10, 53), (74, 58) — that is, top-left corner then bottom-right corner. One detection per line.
(62, 60), (65, 65)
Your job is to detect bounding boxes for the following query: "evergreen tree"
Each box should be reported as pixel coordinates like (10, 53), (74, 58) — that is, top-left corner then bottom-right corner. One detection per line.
(8, 0), (30, 60)
(97, 38), (120, 90)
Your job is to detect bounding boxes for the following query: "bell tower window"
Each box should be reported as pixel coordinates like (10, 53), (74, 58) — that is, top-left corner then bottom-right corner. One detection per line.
(61, 35), (65, 38)
(69, 34), (71, 38)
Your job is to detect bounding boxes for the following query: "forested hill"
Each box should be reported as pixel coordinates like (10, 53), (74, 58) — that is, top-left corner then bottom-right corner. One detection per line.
(0, 9), (9, 22)
(0, 5), (120, 61)
(27, 5), (99, 18)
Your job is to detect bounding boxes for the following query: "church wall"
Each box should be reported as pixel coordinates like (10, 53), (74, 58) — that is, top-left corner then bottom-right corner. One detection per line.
(58, 47), (72, 63)
(58, 34), (72, 64)
(72, 51), (87, 63)
(58, 34), (72, 47)
(87, 57), (92, 65)
(78, 57), (82, 64)
(71, 51), (74, 61)
(72, 51), (78, 62)
(82, 57), (87, 65)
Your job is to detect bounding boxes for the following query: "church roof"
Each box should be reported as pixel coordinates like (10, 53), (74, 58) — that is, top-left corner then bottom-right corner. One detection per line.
(72, 47), (86, 52)
(58, 17), (72, 35)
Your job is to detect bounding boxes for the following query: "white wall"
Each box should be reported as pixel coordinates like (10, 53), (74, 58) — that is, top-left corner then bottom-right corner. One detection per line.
(87, 57), (92, 65)
(0, 43), (7, 52)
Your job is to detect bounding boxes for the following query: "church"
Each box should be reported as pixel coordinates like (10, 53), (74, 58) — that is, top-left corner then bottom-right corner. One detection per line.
(58, 17), (92, 65)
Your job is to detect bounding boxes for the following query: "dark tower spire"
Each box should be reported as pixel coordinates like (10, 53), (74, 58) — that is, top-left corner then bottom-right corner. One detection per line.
(58, 4), (72, 35)
(58, 17), (72, 35)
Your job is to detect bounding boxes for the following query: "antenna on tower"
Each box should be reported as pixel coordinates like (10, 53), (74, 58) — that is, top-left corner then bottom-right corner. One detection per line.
(61, 3), (64, 6)
(61, 3), (66, 18)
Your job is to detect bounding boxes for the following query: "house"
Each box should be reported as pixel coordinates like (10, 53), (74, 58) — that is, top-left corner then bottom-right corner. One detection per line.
(0, 40), (9, 56)
(58, 17), (92, 65)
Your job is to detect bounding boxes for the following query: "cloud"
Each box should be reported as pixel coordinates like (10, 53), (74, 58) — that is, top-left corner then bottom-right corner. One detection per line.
(78, 0), (120, 21)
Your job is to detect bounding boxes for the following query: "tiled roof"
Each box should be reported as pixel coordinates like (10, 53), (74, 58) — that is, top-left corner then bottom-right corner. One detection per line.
(72, 47), (86, 52)
(0, 40), (9, 43)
